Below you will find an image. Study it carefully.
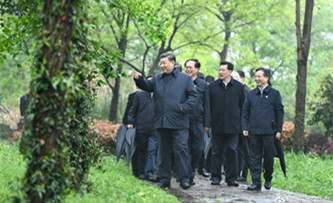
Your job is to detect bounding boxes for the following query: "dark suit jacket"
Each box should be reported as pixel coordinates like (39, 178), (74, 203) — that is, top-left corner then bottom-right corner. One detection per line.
(122, 92), (137, 125)
(134, 68), (197, 130)
(188, 77), (210, 127)
(20, 93), (29, 117)
(209, 78), (244, 135)
(242, 85), (284, 135)
(127, 91), (155, 133)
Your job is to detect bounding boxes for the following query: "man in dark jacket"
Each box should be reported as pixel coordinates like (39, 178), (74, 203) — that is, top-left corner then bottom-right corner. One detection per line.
(134, 53), (197, 189)
(122, 92), (137, 125)
(242, 67), (284, 191)
(237, 70), (251, 95)
(236, 70), (251, 181)
(20, 88), (30, 118)
(209, 61), (244, 187)
(184, 59), (210, 184)
(127, 78), (157, 180)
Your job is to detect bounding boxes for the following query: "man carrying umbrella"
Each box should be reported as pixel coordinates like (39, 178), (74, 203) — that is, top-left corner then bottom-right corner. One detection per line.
(134, 53), (197, 189)
(242, 67), (284, 191)
(184, 59), (210, 185)
(127, 76), (157, 181)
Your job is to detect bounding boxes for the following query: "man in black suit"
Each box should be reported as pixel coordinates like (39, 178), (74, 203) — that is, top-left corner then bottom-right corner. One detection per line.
(184, 59), (210, 185)
(209, 61), (244, 187)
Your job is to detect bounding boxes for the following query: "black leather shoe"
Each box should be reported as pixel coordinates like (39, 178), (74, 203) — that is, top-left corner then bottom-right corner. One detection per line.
(247, 184), (261, 191)
(236, 176), (247, 182)
(264, 180), (272, 190)
(157, 182), (170, 189)
(227, 180), (239, 187)
(138, 174), (145, 180)
(146, 174), (159, 182)
(211, 179), (220, 185)
(189, 179), (195, 186)
(180, 181), (191, 189)
(198, 169), (209, 177)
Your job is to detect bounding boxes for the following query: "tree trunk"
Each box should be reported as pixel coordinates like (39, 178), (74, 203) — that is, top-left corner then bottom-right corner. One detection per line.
(24, 0), (77, 202)
(219, 10), (233, 62)
(108, 11), (129, 122)
(294, 0), (314, 153)
(109, 74), (121, 122)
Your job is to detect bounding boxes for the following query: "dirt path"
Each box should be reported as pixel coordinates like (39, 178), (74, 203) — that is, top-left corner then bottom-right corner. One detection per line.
(156, 173), (332, 203)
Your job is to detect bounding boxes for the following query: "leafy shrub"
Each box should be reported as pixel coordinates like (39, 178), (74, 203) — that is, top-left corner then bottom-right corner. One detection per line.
(281, 122), (295, 151)
(307, 133), (333, 155)
(308, 73), (333, 138)
(89, 120), (122, 154)
(281, 121), (310, 152)
(11, 120), (122, 154)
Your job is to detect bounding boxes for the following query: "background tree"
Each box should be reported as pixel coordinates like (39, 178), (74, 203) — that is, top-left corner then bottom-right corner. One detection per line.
(308, 73), (333, 138)
(294, 0), (314, 153)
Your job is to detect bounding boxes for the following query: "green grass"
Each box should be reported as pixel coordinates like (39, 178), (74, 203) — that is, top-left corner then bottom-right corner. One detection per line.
(272, 152), (333, 200)
(0, 142), (26, 202)
(2, 141), (332, 202)
(0, 141), (179, 203)
(65, 156), (179, 203)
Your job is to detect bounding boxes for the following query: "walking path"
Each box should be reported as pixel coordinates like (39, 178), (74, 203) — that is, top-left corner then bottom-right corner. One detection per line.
(159, 173), (332, 203)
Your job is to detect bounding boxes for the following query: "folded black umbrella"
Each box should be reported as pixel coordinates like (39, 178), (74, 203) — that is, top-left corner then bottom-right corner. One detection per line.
(238, 134), (251, 169)
(116, 125), (127, 163)
(125, 128), (136, 167)
(204, 130), (212, 159)
(274, 138), (287, 177)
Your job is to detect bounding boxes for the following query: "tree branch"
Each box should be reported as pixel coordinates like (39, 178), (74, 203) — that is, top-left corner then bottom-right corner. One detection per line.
(102, 9), (120, 44)
(103, 74), (114, 91)
(199, 43), (221, 54)
(118, 57), (142, 74)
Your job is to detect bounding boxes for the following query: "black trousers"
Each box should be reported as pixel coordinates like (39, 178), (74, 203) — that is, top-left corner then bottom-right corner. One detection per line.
(188, 122), (204, 180)
(211, 133), (239, 182)
(132, 132), (149, 176)
(158, 128), (191, 184)
(249, 134), (275, 186)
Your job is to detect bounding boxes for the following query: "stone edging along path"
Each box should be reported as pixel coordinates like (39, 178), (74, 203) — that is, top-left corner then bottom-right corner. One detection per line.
(151, 173), (332, 203)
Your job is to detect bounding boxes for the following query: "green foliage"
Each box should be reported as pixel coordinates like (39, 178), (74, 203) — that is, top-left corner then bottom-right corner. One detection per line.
(308, 73), (333, 137)
(0, 142), (26, 202)
(273, 153), (333, 200)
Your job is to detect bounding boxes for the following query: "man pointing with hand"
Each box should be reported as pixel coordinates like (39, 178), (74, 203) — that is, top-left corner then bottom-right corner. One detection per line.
(134, 53), (197, 189)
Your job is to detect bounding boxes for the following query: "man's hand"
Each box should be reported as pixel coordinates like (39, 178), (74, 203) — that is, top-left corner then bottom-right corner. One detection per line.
(275, 132), (281, 140)
(204, 127), (209, 132)
(127, 124), (133, 129)
(134, 71), (142, 79)
(243, 130), (248, 136)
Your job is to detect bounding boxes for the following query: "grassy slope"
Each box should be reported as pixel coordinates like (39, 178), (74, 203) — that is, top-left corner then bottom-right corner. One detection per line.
(0, 142), (26, 202)
(0, 142), (179, 203)
(1, 142), (332, 202)
(272, 152), (333, 200)
(65, 156), (179, 203)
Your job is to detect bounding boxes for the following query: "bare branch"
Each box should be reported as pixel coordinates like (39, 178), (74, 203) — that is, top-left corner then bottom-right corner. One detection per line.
(118, 57), (142, 73)
(271, 60), (284, 76)
(102, 9), (120, 43)
(172, 30), (223, 51)
(200, 43), (221, 54)
(103, 74), (114, 91)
